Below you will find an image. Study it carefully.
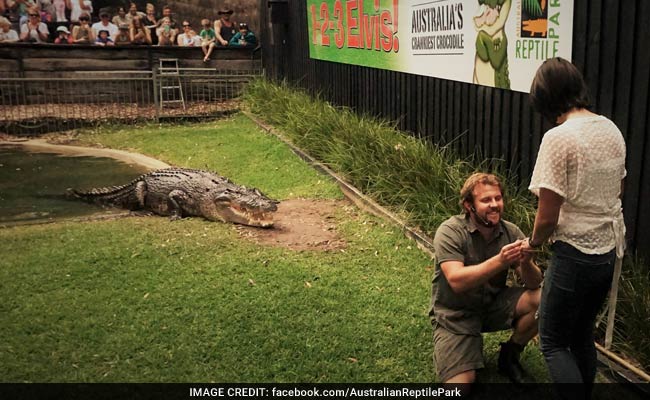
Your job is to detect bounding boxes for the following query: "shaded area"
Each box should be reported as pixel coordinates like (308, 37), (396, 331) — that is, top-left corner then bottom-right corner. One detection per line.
(0, 145), (150, 224)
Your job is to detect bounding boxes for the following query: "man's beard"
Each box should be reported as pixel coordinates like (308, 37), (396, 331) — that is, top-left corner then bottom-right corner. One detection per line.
(473, 209), (500, 227)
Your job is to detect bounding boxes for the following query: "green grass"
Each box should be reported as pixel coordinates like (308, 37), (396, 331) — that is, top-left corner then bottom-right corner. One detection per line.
(0, 113), (550, 383)
(75, 115), (341, 201)
(0, 213), (436, 382)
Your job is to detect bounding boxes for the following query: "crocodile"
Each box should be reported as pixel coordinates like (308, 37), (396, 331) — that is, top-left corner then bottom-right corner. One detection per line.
(69, 168), (278, 227)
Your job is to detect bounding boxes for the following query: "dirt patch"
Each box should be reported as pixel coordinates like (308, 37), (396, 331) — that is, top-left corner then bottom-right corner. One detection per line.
(236, 198), (350, 251)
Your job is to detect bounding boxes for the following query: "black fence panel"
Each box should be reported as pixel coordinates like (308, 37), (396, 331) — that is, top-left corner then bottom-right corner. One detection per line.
(261, 0), (650, 259)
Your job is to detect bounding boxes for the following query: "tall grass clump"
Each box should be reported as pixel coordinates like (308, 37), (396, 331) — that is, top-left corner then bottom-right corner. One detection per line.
(611, 255), (650, 371)
(243, 78), (535, 234)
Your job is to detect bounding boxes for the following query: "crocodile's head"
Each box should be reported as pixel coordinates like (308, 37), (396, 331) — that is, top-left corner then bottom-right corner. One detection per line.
(208, 186), (279, 228)
(474, 0), (511, 36)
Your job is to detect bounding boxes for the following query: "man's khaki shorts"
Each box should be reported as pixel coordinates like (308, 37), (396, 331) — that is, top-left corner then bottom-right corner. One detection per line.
(432, 286), (526, 382)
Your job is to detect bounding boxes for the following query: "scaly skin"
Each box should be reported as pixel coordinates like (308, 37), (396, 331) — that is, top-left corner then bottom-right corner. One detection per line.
(70, 168), (279, 228)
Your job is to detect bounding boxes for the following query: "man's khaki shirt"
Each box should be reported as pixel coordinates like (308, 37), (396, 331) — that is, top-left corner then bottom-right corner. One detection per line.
(429, 214), (525, 335)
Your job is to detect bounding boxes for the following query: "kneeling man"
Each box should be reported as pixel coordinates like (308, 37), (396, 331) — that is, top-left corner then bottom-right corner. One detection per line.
(429, 173), (542, 384)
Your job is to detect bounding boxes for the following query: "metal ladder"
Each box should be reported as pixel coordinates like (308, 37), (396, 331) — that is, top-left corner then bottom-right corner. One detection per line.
(158, 58), (185, 110)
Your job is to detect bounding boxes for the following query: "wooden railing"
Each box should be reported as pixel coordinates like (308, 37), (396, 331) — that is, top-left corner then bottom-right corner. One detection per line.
(0, 43), (262, 77)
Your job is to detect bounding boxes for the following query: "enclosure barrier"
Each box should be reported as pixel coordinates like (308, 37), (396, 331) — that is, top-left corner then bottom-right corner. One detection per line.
(0, 67), (263, 135)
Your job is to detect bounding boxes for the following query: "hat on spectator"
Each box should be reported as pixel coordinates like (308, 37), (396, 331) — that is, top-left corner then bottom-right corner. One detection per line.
(218, 9), (233, 15)
(98, 30), (110, 35)
(99, 10), (110, 18)
(57, 26), (71, 34)
(238, 23), (248, 29)
(119, 24), (129, 30)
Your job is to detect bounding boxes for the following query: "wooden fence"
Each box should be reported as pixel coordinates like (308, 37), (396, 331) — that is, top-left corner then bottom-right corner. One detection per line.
(260, 0), (650, 259)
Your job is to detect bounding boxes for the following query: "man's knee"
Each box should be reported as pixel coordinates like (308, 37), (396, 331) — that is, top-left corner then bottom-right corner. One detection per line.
(517, 287), (541, 316)
(445, 369), (476, 384)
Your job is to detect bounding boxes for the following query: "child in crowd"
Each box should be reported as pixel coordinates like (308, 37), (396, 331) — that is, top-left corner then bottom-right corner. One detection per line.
(0, 16), (19, 43)
(228, 23), (257, 47)
(95, 29), (114, 46)
(54, 25), (73, 44)
(114, 23), (131, 45)
(199, 18), (215, 62)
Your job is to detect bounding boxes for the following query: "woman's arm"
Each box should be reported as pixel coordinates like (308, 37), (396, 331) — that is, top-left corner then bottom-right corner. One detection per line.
(530, 188), (564, 247)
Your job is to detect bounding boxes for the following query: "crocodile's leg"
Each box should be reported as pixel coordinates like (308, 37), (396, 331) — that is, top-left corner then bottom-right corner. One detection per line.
(135, 181), (147, 208)
(167, 189), (189, 220)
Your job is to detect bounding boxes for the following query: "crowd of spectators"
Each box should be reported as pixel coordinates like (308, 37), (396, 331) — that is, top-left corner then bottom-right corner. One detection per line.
(0, 1), (258, 50)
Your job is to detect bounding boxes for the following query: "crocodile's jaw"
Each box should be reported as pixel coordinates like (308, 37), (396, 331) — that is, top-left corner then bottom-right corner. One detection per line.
(211, 203), (275, 228)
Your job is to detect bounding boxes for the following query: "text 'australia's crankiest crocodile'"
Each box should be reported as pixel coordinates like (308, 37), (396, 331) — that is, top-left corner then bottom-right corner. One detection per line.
(69, 168), (279, 228)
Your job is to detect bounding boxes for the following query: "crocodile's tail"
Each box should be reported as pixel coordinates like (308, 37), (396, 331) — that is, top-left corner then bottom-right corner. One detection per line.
(67, 180), (142, 210)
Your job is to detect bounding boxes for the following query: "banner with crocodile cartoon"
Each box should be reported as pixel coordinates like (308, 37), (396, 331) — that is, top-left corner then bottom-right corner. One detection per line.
(306, 0), (574, 93)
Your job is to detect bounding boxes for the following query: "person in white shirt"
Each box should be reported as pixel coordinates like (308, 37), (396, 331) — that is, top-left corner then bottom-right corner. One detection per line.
(20, 8), (49, 43)
(177, 20), (200, 46)
(92, 10), (117, 39)
(0, 16), (19, 43)
(522, 57), (626, 400)
(70, 0), (93, 23)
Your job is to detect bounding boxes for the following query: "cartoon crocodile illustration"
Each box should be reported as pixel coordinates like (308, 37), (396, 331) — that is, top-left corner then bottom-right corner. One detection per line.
(473, 0), (512, 89)
(69, 168), (278, 227)
(522, 0), (547, 37)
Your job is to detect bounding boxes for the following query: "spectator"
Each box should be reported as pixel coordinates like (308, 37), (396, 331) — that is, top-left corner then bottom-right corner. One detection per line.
(92, 10), (117, 40)
(214, 9), (236, 46)
(20, 7), (49, 42)
(112, 6), (127, 27)
(39, 0), (54, 22)
(69, 0), (92, 24)
(0, 15), (19, 43)
(71, 11), (93, 43)
(113, 23), (130, 45)
(94, 28), (112, 45)
(156, 16), (175, 46)
(129, 14), (150, 45)
(199, 18), (215, 62)
(155, 4), (176, 32)
(15, 0), (39, 26)
(228, 22), (257, 47)
(177, 20), (197, 46)
(143, 2), (157, 45)
(53, 24), (72, 43)
(52, 0), (67, 22)
(124, 2), (144, 24)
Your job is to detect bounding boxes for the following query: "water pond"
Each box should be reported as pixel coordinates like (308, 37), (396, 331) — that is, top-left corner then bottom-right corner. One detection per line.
(0, 144), (151, 225)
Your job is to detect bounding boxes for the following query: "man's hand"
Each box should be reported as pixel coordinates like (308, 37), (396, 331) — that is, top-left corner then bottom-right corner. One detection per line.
(499, 239), (523, 267)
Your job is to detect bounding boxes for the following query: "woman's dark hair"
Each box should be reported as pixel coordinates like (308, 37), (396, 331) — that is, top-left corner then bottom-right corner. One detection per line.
(529, 57), (590, 122)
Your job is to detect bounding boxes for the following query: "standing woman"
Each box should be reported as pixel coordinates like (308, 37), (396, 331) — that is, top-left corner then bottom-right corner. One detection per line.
(521, 57), (626, 399)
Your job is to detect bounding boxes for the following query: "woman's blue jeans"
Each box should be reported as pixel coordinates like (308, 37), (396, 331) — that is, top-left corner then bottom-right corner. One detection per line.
(539, 241), (615, 400)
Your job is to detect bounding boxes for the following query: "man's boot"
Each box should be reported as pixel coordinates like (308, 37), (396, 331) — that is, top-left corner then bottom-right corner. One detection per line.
(497, 340), (528, 384)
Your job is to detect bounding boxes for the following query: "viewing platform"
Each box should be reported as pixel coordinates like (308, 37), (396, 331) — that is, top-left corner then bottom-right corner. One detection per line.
(0, 43), (262, 76)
